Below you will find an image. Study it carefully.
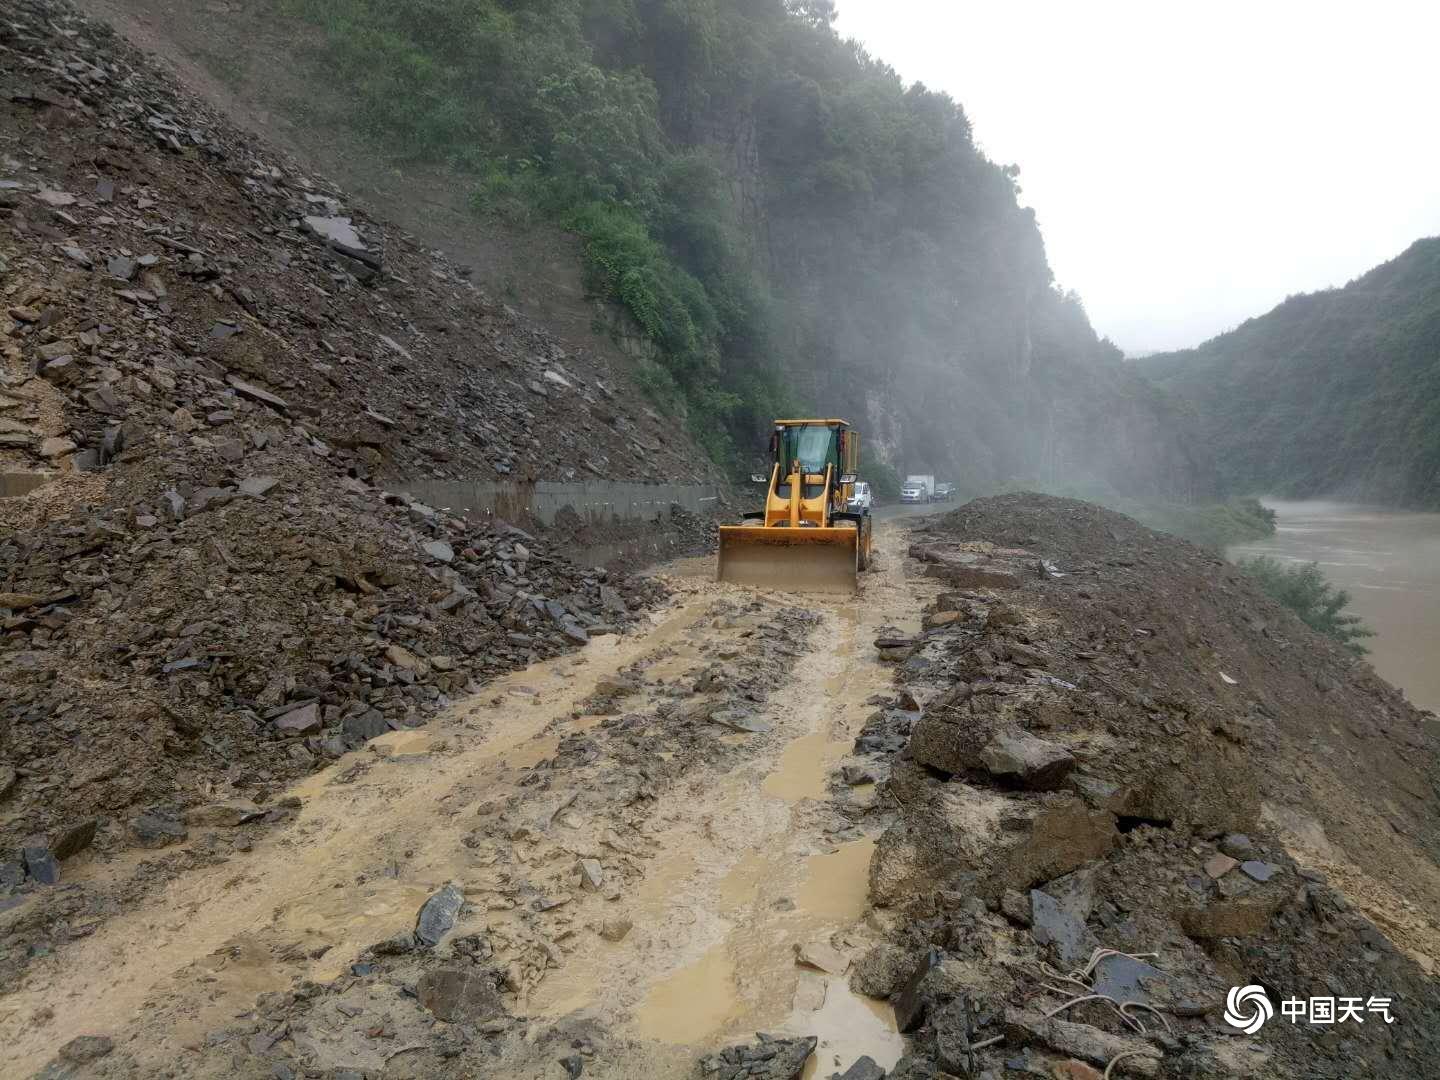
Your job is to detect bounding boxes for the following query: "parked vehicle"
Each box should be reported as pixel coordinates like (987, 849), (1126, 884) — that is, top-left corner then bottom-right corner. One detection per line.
(904, 474), (935, 501)
(847, 480), (873, 513)
(900, 480), (929, 504)
(933, 482), (957, 501)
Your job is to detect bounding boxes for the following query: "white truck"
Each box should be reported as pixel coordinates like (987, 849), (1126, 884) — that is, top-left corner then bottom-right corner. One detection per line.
(901, 474), (935, 503)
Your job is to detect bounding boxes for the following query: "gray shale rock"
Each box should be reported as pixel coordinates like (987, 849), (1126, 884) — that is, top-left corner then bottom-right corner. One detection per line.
(415, 882), (464, 947)
(701, 1034), (817, 1080)
(978, 729), (1076, 790)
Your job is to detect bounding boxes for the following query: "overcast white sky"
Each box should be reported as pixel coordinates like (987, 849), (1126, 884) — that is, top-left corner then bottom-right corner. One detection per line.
(834, 0), (1440, 354)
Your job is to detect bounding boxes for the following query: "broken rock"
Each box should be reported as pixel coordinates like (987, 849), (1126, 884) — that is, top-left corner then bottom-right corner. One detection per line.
(578, 858), (604, 891)
(599, 916), (632, 942)
(415, 882), (463, 947)
(849, 942), (913, 998)
(1030, 887), (1094, 966)
(57, 1035), (115, 1064)
(701, 1035), (816, 1080)
(833, 1058), (885, 1080)
(51, 819), (98, 860)
(184, 799), (264, 828)
(273, 702), (321, 735)
(416, 968), (503, 1023)
(1003, 1008), (1160, 1075)
(238, 475), (279, 497)
(130, 814), (188, 849)
(795, 939), (849, 976)
(21, 838), (59, 885)
(979, 729), (1076, 790)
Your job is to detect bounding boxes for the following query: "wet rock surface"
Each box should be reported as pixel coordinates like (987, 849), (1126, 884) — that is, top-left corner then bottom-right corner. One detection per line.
(856, 495), (1440, 1079)
(701, 1034), (816, 1080)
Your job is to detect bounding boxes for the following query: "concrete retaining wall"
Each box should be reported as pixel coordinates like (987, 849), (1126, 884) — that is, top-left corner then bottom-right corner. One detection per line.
(398, 479), (722, 526)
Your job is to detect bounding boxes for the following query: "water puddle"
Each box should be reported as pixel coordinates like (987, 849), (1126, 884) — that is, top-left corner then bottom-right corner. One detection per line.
(796, 839), (876, 924)
(790, 973), (905, 1078)
(625, 837), (890, 1057)
(633, 942), (742, 1043)
(763, 732), (854, 803)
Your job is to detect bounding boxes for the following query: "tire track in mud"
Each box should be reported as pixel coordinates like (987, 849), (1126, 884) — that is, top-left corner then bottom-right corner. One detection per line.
(8, 519), (935, 1078)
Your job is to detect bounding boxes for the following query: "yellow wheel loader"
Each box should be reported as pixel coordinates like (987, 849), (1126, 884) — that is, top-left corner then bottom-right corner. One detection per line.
(717, 419), (874, 594)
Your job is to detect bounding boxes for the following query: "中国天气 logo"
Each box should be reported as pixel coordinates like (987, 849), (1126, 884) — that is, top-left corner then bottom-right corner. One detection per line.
(1225, 985), (1275, 1034)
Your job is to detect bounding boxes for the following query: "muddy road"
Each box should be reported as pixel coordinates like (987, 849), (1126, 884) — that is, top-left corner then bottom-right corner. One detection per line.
(11, 516), (937, 1078)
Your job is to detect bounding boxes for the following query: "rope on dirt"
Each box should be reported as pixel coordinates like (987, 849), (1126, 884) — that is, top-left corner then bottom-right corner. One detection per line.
(1120, 1000), (1174, 1036)
(1041, 991), (1145, 1033)
(1077, 947), (1159, 980)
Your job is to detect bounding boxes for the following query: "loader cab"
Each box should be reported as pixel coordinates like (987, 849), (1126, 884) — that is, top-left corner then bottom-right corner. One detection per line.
(764, 420), (860, 507)
(770, 422), (843, 500)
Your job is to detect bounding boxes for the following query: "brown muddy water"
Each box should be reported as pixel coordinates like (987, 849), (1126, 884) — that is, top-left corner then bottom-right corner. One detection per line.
(1228, 499), (1440, 714)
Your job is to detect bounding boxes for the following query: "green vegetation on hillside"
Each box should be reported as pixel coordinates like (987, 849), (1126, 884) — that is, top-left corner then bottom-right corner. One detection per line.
(1138, 238), (1440, 508)
(1117, 496), (1276, 550)
(285, 0), (1210, 497)
(1237, 556), (1374, 654)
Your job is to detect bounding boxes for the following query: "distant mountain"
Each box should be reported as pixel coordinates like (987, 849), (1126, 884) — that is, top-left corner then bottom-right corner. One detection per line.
(1137, 238), (1440, 508)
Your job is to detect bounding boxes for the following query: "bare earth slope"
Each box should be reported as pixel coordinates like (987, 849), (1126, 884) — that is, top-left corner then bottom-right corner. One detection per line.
(0, 0), (715, 992)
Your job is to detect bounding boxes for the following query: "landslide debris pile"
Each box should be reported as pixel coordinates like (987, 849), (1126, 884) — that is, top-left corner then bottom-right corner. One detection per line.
(857, 494), (1440, 1079)
(41, 597), (821, 1079)
(0, 0), (703, 901)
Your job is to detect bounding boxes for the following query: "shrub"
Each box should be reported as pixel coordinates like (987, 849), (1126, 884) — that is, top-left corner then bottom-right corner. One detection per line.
(1237, 556), (1374, 654)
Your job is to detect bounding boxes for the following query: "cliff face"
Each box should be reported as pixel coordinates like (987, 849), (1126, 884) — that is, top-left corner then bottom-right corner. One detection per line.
(1138, 238), (1440, 507)
(652, 7), (1213, 496)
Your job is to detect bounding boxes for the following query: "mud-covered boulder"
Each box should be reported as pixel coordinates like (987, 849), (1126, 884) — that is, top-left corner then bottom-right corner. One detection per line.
(1121, 728), (1260, 832)
(979, 729), (1076, 790)
(849, 942), (916, 998)
(870, 775), (1115, 906)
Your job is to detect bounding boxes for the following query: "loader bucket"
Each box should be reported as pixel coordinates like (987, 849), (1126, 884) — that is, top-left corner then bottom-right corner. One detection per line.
(716, 524), (859, 594)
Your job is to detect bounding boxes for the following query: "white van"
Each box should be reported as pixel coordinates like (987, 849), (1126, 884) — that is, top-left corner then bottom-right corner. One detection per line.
(847, 481), (872, 513)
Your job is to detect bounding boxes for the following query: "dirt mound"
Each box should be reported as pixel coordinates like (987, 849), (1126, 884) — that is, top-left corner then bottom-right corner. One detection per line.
(859, 494), (1440, 1078)
(0, 0), (720, 979)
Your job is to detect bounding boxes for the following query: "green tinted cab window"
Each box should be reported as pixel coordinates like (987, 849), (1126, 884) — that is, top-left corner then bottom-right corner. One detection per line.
(782, 426), (835, 473)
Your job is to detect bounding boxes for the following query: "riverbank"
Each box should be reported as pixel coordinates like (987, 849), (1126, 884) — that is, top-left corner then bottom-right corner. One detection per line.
(1229, 500), (1440, 715)
(1112, 495), (1277, 549)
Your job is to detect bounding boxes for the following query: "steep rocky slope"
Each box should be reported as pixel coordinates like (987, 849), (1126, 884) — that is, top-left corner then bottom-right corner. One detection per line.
(0, 0), (715, 932)
(1138, 237), (1440, 507)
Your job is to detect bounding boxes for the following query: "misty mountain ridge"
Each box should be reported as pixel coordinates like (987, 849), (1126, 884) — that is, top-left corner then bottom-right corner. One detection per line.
(1138, 236), (1440, 508)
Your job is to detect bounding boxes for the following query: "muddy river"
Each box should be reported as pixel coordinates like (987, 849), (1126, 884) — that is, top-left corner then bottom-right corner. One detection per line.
(1228, 499), (1440, 715)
